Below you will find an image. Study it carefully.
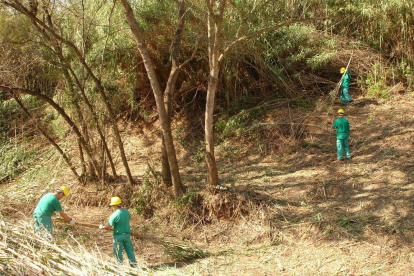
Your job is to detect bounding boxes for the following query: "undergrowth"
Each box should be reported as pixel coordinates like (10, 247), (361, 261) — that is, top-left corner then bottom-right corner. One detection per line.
(0, 139), (39, 182)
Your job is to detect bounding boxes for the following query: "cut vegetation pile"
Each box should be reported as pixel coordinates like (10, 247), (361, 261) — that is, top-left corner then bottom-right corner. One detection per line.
(0, 221), (144, 276)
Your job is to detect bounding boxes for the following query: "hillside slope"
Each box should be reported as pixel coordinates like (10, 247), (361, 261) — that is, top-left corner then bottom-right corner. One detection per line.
(1, 88), (414, 275)
(174, 89), (414, 275)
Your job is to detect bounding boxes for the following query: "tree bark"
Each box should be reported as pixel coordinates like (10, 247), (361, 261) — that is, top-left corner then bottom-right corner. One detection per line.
(204, 0), (227, 187)
(119, 0), (184, 197)
(161, 0), (186, 188)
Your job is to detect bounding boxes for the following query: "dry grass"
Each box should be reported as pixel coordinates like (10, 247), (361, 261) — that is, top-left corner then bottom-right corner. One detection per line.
(0, 220), (146, 275)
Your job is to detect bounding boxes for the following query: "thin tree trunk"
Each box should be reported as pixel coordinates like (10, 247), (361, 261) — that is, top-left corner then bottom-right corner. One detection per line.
(161, 0), (186, 188)
(161, 136), (172, 187)
(119, 0), (183, 197)
(68, 70), (118, 177)
(78, 139), (86, 177)
(204, 0), (226, 187)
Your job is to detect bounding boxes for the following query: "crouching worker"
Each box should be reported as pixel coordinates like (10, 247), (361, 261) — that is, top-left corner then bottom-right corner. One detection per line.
(33, 186), (75, 238)
(99, 197), (137, 267)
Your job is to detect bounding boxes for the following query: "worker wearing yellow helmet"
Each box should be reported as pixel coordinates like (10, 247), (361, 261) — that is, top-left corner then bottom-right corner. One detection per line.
(340, 67), (354, 105)
(333, 109), (351, 161)
(33, 186), (75, 238)
(99, 197), (137, 267)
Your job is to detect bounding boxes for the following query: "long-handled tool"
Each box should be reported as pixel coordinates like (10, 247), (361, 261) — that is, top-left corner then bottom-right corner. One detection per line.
(54, 218), (209, 261)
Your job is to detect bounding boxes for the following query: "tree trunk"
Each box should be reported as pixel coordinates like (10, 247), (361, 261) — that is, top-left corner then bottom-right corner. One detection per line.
(161, 136), (172, 187)
(161, 0), (186, 188)
(119, 0), (184, 197)
(204, 0), (227, 187)
(78, 139), (86, 177)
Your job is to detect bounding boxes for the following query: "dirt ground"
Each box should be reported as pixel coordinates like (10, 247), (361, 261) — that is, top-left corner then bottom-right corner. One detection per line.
(2, 87), (414, 275)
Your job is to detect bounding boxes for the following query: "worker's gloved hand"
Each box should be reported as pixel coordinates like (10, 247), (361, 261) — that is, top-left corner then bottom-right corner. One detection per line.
(99, 225), (104, 229)
(69, 219), (76, 225)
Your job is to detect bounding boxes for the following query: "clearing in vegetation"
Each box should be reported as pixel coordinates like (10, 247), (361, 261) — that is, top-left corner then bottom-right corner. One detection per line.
(1, 86), (414, 275)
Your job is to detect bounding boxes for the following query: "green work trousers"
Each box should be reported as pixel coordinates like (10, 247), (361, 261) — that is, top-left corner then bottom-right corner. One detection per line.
(336, 139), (351, 160)
(34, 214), (53, 239)
(113, 234), (137, 267)
(340, 87), (353, 105)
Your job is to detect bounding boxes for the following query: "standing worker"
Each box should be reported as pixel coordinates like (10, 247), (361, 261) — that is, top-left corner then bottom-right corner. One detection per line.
(33, 186), (75, 237)
(333, 109), (352, 161)
(99, 197), (137, 267)
(340, 67), (354, 105)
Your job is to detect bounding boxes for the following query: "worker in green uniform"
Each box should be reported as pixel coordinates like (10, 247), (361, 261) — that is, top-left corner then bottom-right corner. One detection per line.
(340, 67), (354, 105)
(99, 197), (137, 267)
(333, 109), (351, 161)
(33, 186), (75, 237)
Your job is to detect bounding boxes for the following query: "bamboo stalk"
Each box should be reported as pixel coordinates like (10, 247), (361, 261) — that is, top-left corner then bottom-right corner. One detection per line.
(4, 247), (46, 274)
(11, 230), (84, 265)
(1, 222), (143, 276)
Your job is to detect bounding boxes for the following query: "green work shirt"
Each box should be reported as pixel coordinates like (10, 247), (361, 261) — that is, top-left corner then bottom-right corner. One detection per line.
(333, 117), (350, 139)
(33, 193), (63, 217)
(108, 209), (131, 236)
(341, 72), (351, 88)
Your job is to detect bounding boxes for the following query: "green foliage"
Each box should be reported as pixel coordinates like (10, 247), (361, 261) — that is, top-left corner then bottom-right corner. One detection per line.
(174, 124), (189, 148)
(364, 63), (391, 100)
(396, 60), (414, 87)
(0, 98), (19, 139)
(132, 169), (156, 217)
(162, 241), (210, 261)
(295, 97), (316, 109)
(0, 139), (38, 181)
(339, 216), (355, 227)
(173, 189), (197, 207)
(193, 146), (205, 166)
(215, 102), (266, 139)
(0, 96), (44, 140)
(366, 80), (390, 99)
(382, 149), (401, 158)
(336, 0), (414, 67)
(306, 52), (337, 70)
(216, 113), (249, 137)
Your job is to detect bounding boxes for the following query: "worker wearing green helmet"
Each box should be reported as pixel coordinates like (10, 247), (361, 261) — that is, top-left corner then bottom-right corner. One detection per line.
(340, 67), (354, 105)
(99, 197), (137, 267)
(333, 109), (351, 161)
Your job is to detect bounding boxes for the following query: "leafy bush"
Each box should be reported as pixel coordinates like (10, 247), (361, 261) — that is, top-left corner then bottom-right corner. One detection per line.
(364, 63), (391, 99)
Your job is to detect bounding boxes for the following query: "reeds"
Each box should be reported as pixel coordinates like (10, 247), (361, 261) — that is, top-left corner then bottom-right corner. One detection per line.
(0, 221), (146, 276)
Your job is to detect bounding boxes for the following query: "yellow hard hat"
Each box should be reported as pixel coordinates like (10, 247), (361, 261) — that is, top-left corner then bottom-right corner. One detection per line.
(340, 67), (346, 73)
(109, 197), (122, 206)
(59, 186), (69, 196)
(337, 109), (345, 114)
